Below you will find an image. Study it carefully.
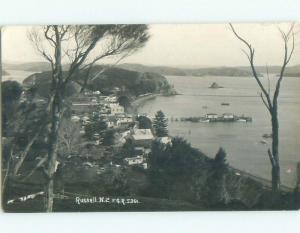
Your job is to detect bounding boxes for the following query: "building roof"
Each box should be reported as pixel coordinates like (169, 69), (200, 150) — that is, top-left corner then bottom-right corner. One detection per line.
(132, 129), (154, 141)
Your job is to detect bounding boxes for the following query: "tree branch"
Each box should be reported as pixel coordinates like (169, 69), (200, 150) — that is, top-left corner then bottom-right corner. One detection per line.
(229, 23), (273, 111)
(273, 24), (295, 107)
(21, 154), (48, 181)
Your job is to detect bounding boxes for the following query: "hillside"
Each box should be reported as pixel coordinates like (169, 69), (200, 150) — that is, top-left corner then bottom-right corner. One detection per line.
(23, 72), (81, 98)
(22, 66), (172, 98)
(76, 66), (172, 96)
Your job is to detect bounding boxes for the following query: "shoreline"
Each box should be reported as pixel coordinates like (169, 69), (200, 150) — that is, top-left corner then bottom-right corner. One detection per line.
(131, 93), (161, 114)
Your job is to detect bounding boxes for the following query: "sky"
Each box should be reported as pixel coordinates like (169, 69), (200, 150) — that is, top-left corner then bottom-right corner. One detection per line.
(2, 23), (299, 67)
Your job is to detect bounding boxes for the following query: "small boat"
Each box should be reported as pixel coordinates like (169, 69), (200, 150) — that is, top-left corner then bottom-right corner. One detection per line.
(221, 102), (230, 106)
(200, 119), (210, 123)
(262, 133), (272, 139)
(237, 119), (247, 122)
(209, 82), (223, 89)
(260, 140), (267, 145)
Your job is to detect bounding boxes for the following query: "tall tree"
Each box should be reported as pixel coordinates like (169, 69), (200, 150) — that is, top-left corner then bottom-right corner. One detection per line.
(137, 115), (152, 129)
(230, 23), (295, 192)
(1, 81), (23, 136)
(153, 110), (168, 137)
(24, 25), (149, 212)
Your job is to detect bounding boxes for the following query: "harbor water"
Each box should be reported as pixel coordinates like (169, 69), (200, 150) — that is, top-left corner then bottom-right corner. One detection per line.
(137, 75), (300, 187)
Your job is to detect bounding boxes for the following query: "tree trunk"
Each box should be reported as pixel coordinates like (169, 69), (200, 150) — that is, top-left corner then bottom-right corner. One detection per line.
(271, 109), (280, 192)
(45, 26), (63, 212)
(45, 96), (61, 212)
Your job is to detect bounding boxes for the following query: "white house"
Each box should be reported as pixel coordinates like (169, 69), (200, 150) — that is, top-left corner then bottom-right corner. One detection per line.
(142, 163), (148, 170)
(117, 117), (133, 126)
(82, 116), (90, 125)
(124, 156), (144, 165)
(71, 115), (81, 122)
(109, 103), (124, 115)
(105, 96), (118, 103)
(93, 90), (101, 95)
(158, 136), (172, 145)
(105, 121), (114, 128)
(131, 128), (154, 147)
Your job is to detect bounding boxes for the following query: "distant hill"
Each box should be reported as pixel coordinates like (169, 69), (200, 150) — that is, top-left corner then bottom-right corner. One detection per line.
(4, 62), (52, 72)
(119, 63), (254, 77)
(119, 63), (300, 77)
(118, 63), (186, 76)
(284, 65), (300, 77)
(237, 65), (300, 77)
(5, 61), (300, 78)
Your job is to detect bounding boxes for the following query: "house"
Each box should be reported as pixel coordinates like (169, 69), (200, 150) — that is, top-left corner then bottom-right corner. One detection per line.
(205, 113), (218, 119)
(93, 90), (101, 95)
(124, 156), (144, 165)
(157, 136), (172, 145)
(82, 116), (90, 121)
(109, 103), (124, 115)
(91, 98), (98, 104)
(106, 121), (115, 128)
(72, 102), (90, 106)
(71, 115), (81, 122)
(105, 96), (118, 103)
(117, 117), (133, 126)
(134, 147), (145, 156)
(82, 116), (91, 125)
(131, 128), (154, 147)
(84, 90), (93, 96)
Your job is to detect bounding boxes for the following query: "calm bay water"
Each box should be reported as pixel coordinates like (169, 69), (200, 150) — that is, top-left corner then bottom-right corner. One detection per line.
(138, 75), (300, 187)
(2, 69), (35, 83)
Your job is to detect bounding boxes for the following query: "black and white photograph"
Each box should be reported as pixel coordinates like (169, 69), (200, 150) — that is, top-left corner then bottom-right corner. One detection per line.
(1, 23), (300, 212)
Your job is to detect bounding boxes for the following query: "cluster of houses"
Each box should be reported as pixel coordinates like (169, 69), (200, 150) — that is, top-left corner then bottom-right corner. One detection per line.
(69, 89), (172, 171)
(70, 90), (133, 129)
(123, 128), (172, 169)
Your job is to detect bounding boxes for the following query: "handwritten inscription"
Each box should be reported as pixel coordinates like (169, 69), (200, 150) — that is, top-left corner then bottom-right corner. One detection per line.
(75, 196), (140, 205)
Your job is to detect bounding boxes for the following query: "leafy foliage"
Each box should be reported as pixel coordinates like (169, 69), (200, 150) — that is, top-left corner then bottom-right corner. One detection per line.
(153, 110), (168, 137)
(2, 81), (23, 136)
(84, 120), (107, 140)
(121, 138), (135, 157)
(118, 95), (131, 111)
(137, 115), (152, 129)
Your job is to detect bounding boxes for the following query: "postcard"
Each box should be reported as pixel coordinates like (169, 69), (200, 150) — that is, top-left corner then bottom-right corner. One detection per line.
(1, 24), (299, 212)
